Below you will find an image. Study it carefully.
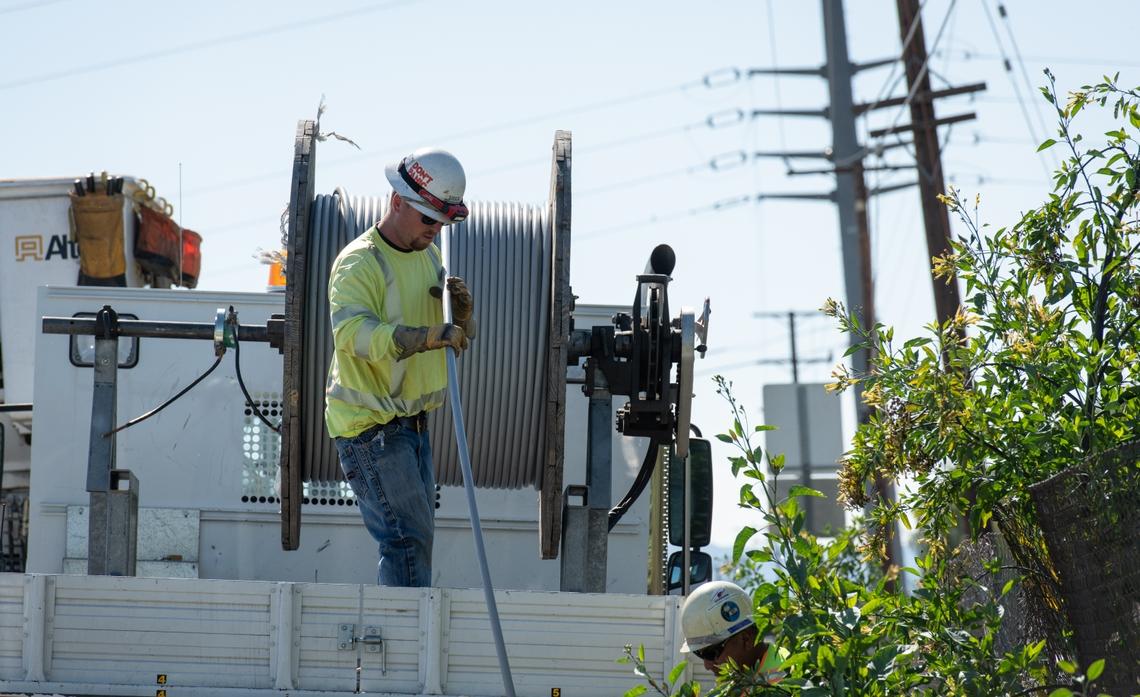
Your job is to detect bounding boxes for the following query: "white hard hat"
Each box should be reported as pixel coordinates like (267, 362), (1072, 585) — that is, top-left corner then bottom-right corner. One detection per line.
(384, 147), (468, 224)
(679, 581), (755, 653)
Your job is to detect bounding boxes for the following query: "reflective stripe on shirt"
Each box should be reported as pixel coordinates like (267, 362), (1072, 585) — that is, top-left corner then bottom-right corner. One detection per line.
(324, 226), (446, 438)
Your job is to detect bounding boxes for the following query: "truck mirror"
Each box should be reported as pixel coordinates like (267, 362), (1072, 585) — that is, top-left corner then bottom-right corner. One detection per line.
(666, 550), (712, 592)
(667, 438), (713, 548)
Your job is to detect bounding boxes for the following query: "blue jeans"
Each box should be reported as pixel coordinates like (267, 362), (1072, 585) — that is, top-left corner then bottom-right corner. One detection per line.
(335, 421), (435, 587)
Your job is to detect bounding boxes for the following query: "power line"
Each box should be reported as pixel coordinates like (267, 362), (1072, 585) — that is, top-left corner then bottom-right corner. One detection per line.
(870, 0), (960, 173)
(765, 0), (791, 169)
(978, 0), (1053, 175)
(0, 0), (419, 91)
(938, 48), (1140, 70)
(185, 97), (741, 198)
(860, 0), (929, 139)
(577, 163), (700, 198)
(860, 0), (931, 278)
(576, 194), (754, 241)
(969, 132), (1034, 145)
(994, 2), (1055, 164)
(0, 0), (72, 15)
(946, 171), (1045, 188)
(476, 120), (708, 180)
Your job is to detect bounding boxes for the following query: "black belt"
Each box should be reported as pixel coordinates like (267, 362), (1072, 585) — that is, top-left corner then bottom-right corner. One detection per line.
(385, 412), (427, 433)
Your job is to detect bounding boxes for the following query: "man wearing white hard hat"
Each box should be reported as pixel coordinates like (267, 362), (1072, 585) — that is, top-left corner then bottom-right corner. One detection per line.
(680, 581), (785, 681)
(325, 147), (477, 587)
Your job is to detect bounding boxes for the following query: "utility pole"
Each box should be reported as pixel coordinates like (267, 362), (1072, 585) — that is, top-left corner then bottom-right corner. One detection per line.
(742, 0), (984, 579)
(754, 311), (833, 533)
(822, 0), (871, 405)
(822, 1), (904, 584)
(896, 0), (964, 336)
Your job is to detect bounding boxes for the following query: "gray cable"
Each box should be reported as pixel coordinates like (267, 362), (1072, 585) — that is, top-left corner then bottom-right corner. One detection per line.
(441, 228), (516, 697)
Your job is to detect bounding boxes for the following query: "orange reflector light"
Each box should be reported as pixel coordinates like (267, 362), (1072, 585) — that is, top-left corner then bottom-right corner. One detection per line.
(267, 255), (287, 291)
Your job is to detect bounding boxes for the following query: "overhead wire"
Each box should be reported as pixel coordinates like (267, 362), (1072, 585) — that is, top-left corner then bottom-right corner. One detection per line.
(475, 120), (711, 180)
(764, 0), (791, 171)
(875, 200), (924, 323)
(858, 0), (955, 286)
(577, 163), (701, 197)
(978, 0), (1052, 175)
(189, 117), (752, 242)
(946, 172), (1044, 188)
(995, 3), (1052, 138)
(939, 48), (1140, 70)
(377, 81), (707, 159)
(752, 8), (772, 318)
(0, 0), (72, 15)
(184, 81), (722, 199)
(0, 0), (418, 91)
(860, 0), (929, 134)
(858, 0), (930, 291)
(579, 36), (979, 246)
(866, 0), (960, 175)
(575, 194), (755, 241)
(858, 0), (930, 294)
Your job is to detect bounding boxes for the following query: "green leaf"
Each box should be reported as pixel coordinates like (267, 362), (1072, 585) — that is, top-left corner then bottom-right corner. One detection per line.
(733, 526), (758, 563)
(745, 549), (773, 563)
(1086, 658), (1105, 681)
(1047, 689), (1073, 697)
(623, 685), (648, 697)
(1057, 660), (1077, 675)
(668, 661), (688, 684)
(754, 424), (776, 432)
(818, 643), (835, 670)
(787, 485), (826, 498)
(1037, 138), (1057, 152)
(715, 434), (732, 444)
(637, 644), (645, 662)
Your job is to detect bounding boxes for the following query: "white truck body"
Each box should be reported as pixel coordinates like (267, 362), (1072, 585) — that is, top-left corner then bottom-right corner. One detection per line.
(0, 177), (709, 696)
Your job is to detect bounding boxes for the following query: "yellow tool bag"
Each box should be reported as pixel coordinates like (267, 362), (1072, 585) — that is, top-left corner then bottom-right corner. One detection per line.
(69, 192), (127, 285)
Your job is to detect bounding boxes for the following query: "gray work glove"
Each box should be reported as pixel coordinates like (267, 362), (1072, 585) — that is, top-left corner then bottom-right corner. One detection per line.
(447, 276), (477, 340)
(393, 323), (468, 360)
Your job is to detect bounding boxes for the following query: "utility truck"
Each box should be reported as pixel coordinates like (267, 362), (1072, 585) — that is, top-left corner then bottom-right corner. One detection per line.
(0, 125), (716, 696)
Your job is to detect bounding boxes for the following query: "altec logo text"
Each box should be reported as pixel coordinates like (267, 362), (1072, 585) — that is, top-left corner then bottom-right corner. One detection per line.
(14, 234), (79, 261)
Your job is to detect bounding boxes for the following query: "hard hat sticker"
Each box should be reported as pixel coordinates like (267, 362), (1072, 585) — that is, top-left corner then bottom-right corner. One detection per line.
(408, 162), (434, 187)
(720, 600), (740, 622)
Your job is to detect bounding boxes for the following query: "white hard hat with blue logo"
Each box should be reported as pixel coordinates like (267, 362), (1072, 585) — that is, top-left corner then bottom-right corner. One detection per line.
(679, 581), (755, 653)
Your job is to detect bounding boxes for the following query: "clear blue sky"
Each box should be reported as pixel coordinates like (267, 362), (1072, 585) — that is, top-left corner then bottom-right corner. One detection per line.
(3, 0), (1137, 549)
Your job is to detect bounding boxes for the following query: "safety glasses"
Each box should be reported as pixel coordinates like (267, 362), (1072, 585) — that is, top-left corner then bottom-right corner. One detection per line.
(693, 638), (729, 662)
(398, 160), (469, 223)
(420, 213), (443, 226)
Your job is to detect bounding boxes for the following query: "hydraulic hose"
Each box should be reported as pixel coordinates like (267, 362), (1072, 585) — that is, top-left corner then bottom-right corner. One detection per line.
(441, 229), (517, 697)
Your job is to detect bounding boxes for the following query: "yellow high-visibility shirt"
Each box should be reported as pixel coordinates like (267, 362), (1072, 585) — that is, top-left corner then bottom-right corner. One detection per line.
(757, 644), (788, 683)
(324, 225), (445, 439)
